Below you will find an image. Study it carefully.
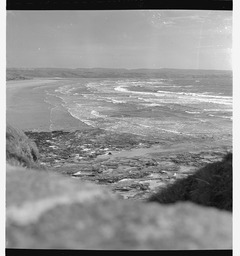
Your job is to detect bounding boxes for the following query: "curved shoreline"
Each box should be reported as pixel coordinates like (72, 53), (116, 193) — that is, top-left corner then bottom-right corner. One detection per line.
(6, 79), (90, 132)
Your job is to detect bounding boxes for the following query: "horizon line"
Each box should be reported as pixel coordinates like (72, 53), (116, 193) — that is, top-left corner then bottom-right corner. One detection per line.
(6, 67), (232, 72)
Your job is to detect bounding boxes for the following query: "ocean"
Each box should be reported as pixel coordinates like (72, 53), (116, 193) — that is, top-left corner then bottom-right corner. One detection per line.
(43, 74), (232, 139)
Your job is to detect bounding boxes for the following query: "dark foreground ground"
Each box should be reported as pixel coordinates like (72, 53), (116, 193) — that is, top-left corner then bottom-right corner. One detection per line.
(25, 127), (232, 201)
(6, 125), (232, 249)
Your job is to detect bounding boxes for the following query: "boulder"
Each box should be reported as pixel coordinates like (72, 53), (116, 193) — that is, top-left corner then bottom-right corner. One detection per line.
(6, 165), (232, 250)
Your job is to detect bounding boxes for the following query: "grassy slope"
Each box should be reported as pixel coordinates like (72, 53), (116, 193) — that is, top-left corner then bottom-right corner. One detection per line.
(6, 124), (42, 169)
(148, 153), (232, 211)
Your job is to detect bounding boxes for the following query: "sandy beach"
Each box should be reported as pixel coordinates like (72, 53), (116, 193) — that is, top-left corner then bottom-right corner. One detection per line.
(6, 79), (89, 132)
(6, 75), (232, 201)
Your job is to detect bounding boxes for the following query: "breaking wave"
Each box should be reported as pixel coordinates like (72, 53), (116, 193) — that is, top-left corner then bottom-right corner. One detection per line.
(44, 77), (232, 137)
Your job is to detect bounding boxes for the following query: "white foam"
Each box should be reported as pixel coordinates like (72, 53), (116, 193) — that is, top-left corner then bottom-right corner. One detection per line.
(81, 119), (96, 126)
(115, 85), (232, 106)
(111, 99), (127, 104)
(90, 110), (107, 118)
(138, 124), (152, 128)
(157, 90), (231, 99)
(185, 111), (201, 114)
(144, 103), (163, 107)
(55, 85), (76, 95)
(45, 79), (232, 137)
(156, 85), (193, 88)
(158, 128), (182, 134)
(203, 109), (232, 112)
(114, 86), (129, 93)
(208, 114), (232, 120)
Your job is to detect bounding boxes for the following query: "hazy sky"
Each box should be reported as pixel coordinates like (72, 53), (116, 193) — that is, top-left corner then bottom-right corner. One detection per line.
(7, 10), (232, 70)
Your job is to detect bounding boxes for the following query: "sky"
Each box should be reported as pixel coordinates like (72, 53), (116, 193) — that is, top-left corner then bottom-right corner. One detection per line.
(6, 10), (232, 70)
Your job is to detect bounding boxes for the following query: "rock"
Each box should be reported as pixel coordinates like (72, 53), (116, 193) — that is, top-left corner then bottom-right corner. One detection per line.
(102, 168), (114, 174)
(24, 127), (232, 202)
(25, 128), (157, 165)
(6, 165), (232, 250)
(92, 164), (101, 171)
(72, 171), (94, 177)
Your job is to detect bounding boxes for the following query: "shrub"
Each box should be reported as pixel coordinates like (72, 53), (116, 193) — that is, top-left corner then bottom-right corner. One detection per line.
(6, 124), (42, 169)
(148, 153), (232, 211)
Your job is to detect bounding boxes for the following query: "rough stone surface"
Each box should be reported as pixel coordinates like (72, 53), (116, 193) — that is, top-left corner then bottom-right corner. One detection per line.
(6, 165), (232, 250)
(25, 129), (231, 200)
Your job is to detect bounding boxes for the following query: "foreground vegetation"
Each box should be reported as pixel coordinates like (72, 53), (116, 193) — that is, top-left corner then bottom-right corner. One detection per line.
(148, 153), (232, 211)
(6, 124), (41, 169)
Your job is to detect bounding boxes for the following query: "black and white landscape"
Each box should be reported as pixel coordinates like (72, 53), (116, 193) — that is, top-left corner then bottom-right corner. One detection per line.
(6, 10), (232, 250)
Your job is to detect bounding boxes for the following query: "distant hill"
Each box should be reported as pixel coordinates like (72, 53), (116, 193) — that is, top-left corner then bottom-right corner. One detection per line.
(6, 68), (232, 80)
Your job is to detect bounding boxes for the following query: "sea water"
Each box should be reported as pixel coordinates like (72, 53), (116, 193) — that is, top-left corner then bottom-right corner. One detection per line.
(44, 75), (232, 138)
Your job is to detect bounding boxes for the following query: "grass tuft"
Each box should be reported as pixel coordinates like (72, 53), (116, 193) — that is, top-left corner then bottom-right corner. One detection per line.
(6, 124), (43, 169)
(148, 153), (232, 211)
